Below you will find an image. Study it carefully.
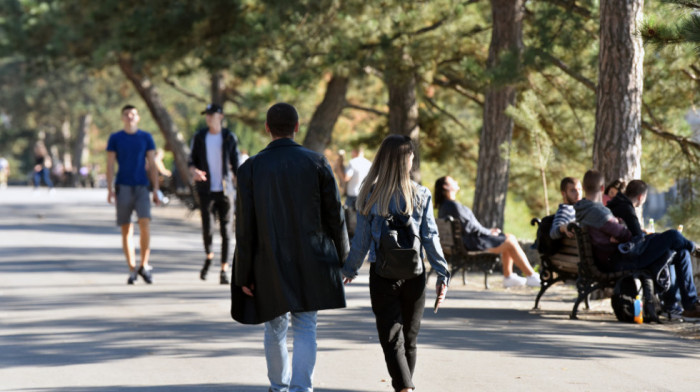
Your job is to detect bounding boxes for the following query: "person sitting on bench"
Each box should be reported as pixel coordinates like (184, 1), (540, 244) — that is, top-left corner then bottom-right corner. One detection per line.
(434, 176), (540, 288)
(607, 179), (700, 318)
(575, 170), (700, 319)
(550, 177), (582, 240)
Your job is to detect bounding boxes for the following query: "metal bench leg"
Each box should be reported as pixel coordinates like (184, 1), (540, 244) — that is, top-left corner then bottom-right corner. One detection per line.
(533, 283), (547, 309)
(483, 271), (489, 289)
(571, 281), (599, 320)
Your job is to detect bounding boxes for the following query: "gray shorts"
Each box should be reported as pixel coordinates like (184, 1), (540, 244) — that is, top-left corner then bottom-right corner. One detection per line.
(115, 185), (151, 226)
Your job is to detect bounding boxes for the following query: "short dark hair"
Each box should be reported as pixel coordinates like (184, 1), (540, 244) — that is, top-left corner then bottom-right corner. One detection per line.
(624, 179), (648, 199)
(604, 179), (625, 195)
(434, 176), (449, 208)
(266, 103), (298, 137)
(582, 170), (604, 194)
(121, 104), (136, 114)
(560, 177), (579, 192)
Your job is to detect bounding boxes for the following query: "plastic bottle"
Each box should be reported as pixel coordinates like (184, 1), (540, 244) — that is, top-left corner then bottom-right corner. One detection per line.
(633, 295), (643, 324)
(648, 218), (655, 234)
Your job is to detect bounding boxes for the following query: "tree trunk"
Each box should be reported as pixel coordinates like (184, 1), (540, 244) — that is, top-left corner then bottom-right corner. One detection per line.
(303, 75), (349, 153)
(472, 0), (524, 229)
(72, 114), (92, 186)
(118, 55), (192, 187)
(387, 73), (421, 182)
(60, 118), (73, 174)
(593, 0), (644, 183)
(211, 70), (225, 105)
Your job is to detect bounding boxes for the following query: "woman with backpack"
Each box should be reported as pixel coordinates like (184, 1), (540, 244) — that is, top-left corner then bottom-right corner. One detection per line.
(342, 135), (450, 392)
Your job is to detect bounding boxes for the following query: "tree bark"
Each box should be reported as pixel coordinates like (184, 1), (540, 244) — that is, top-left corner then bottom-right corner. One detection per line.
(386, 73), (421, 182)
(118, 55), (192, 187)
(211, 70), (225, 105)
(60, 117), (73, 173)
(472, 0), (524, 229)
(72, 113), (91, 186)
(302, 75), (349, 153)
(593, 0), (644, 184)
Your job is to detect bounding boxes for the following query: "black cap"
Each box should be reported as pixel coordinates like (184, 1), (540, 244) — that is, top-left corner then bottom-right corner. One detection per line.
(201, 103), (223, 115)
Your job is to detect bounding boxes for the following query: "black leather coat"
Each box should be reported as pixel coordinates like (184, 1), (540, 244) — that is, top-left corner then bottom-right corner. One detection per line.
(231, 138), (349, 324)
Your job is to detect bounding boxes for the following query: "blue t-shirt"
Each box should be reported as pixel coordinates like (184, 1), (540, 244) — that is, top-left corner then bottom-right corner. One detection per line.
(106, 130), (156, 186)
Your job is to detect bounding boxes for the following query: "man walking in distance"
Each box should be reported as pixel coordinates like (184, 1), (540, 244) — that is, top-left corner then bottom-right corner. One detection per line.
(106, 105), (160, 285)
(343, 146), (371, 208)
(232, 103), (349, 392)
(189, 103), (240, 284)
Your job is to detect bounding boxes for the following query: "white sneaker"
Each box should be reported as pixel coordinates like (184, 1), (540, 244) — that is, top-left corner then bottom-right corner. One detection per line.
(503, 274), (526, 288)
(526, 274), (541, 287)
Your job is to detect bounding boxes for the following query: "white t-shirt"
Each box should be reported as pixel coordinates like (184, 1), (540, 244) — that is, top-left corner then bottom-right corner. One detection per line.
(345, 156), (372, 197)
(205, 132), (224, 192)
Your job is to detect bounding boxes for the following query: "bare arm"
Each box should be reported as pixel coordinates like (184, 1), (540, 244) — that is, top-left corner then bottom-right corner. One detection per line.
(106, 151), (116, 204)
(146, 150), (160, 205)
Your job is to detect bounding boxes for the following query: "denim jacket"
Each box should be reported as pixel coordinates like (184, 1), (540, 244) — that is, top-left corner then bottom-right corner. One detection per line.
(342, 183), (451, 287)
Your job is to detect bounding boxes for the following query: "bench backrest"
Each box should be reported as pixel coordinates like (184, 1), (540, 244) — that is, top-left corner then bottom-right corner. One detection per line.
(570, 223), (628, 282)
(548, 237), (580, 274)
(436, 216), (462, 257)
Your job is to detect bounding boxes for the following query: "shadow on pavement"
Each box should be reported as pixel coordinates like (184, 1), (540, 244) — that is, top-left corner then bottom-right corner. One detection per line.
(17, 386), (367, 392)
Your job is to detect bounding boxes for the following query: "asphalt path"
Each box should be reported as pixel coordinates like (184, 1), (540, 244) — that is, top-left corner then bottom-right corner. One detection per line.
(1, 187), (699, 392)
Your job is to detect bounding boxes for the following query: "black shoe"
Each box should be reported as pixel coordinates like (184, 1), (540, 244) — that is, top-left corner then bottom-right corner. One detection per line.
(220, 270), (230, 285)
(127, 269), (138, 285)
(200, 259), (212, 281)
(138, 266), (153, 284)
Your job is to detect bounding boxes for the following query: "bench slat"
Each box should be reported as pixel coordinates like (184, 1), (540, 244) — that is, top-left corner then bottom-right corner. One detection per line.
(549, 254), (580, 273)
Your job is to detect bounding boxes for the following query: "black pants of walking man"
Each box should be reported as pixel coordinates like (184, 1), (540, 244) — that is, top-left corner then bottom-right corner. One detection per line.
(198, 191), (232, 282)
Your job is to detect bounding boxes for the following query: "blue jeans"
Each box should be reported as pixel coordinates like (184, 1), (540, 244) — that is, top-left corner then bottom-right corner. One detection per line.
(33, 168), (53, 188)
(624, 230), (698, 309)
(264, 311), (317, 392)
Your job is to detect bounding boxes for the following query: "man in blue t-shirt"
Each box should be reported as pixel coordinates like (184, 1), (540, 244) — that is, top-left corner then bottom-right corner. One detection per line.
(106, 105), (160, 285)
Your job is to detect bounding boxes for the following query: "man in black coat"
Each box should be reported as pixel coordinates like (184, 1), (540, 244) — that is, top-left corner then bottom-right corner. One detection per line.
(232, 102), (349, 391)
(189, 103), (240, 284)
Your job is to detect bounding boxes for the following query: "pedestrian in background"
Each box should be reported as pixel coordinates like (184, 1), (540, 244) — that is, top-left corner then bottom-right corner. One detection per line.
(106, 104), (160, 285)
(189, 103), (240, 284)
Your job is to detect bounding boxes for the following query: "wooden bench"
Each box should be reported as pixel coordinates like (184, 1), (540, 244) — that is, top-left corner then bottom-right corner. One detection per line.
(434, 216), (501, 289)
(567, 223), (649, 319)
(531, 217), (581, 310)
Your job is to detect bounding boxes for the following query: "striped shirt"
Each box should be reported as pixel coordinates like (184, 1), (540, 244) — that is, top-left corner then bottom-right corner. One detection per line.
(549, 203), (576, 240)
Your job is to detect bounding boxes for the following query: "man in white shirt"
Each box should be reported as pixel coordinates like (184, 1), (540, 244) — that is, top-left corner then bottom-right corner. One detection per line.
(343, 146), (371, 209)
(189, 103), (241, 284)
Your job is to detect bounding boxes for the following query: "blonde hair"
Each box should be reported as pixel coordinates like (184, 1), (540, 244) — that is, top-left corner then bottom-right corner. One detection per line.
(356, 135), (417, 216)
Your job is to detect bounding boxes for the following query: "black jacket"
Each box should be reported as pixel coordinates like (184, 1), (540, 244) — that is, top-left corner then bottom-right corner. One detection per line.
(231, 138), (349, 324)
(607, 193), (644, 237)
(188, 127), (240, 194)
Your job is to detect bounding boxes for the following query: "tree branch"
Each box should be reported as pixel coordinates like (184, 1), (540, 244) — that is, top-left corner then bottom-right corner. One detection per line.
(164, 77), (208, 103)
(434, 73), (485, 106)
(540, 0), (593, 18)
(424, 96), (466, 129)
(344, 102), (388, 116)
(537, 50), (596, 91)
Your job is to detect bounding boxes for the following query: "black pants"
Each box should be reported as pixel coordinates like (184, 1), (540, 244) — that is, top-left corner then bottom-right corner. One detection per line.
(369, 263), (426, 392)
(198, 191), (232, 264)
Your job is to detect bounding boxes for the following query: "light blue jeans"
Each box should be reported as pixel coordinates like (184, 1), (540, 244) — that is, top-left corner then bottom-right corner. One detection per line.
(264, 311), (317, 392)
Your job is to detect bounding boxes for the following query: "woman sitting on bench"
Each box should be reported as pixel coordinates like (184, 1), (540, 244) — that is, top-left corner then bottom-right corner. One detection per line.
(435, 176), (540, 288)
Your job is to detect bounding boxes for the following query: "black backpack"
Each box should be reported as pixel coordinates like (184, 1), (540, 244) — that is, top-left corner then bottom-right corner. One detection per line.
(534, 215), (561, 256)
(611, 274), (660, 323)
(375, 213), (424, 280)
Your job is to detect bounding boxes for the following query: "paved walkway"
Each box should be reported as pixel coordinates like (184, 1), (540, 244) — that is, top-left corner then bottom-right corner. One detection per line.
(1, 187), (699, 392)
